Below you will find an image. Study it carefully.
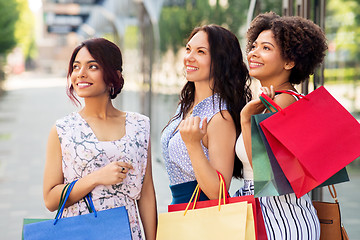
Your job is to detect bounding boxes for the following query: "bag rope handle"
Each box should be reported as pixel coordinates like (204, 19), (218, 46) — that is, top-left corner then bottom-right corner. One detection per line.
(184, 171), (229, 216)
(275, 90), (306, 100)
(260, 90), (307, 114)
(53, 180), (97, 225)
(260, 94), (281, 113)
(55, 183), (71, 219)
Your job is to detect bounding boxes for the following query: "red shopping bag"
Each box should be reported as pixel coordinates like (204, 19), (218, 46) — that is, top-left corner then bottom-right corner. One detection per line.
(260, 86), (360, 197)
(168, 173), (268, 240)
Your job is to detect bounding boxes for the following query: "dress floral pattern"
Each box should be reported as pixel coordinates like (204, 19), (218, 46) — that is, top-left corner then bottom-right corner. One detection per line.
(56, 111), (150, 240)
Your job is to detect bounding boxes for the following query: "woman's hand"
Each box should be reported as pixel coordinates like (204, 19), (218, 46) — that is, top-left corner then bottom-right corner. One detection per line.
(240, 85), (275, 166)
(93, 161), (133, 185)
(179, 116), (208, 147)
(260, 85), (275, 99)
(240, 85), (275, 123)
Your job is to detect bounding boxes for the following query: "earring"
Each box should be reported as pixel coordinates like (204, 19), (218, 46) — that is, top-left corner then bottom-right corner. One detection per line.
(110, 87), (114, 96)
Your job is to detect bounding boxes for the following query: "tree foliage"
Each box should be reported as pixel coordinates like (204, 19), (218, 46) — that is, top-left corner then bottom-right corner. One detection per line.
(327, 0), (360, 62)
(15, 0), (36, 60)
(0, 0), (19, 55)
(159, 0), (283, 54)
(159, 0), (249, 54)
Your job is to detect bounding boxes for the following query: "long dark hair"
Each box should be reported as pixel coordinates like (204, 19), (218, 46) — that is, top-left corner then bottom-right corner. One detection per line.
(66, 38), (125, 106)
(168, 24), (252, 178)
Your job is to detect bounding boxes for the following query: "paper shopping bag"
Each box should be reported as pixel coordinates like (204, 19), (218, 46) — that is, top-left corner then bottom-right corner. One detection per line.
(168, 195), (268, 240)
(166, 172), (268, 240)
(260, 86), (360, 197)
(23, 207), (132, 240)
(252, 112), (294, 197)
(159, 201), (249, 240)
(252, 112), (349, 197)
(23, 180), (132, 240)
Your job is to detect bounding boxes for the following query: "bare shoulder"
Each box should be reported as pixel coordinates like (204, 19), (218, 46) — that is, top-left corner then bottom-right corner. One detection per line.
(273, 93), (298, 109)
(208, 110), (234, 128)
(47, 124), (60, 144)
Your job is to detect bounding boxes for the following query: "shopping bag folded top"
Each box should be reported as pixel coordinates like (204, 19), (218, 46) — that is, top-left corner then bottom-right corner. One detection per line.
(260, 86), (360, 197)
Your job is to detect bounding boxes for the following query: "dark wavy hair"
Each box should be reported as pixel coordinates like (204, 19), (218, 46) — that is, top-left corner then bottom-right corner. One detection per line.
(169, 24), (252, 178)
(66, 38), (124, 105)
(246, 12), (328, 84)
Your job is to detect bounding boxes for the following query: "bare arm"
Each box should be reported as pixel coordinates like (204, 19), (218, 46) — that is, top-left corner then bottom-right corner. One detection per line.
(240, 86), (296, 165)
(137, 142), (157, 240)
(43, 125), (133, 212)
(179, 111), (235, 199)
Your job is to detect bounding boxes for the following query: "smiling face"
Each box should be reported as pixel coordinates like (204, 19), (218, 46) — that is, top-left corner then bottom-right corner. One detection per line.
(183, 31), (212, 84)
(70, 47), (108, 99)
(247, 30), (293, 85)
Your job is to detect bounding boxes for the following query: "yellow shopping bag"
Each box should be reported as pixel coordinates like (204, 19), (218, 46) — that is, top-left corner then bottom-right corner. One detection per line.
(157, 173), (255, 240)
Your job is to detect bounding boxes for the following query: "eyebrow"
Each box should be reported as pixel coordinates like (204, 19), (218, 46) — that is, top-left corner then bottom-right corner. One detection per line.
(256, 41), (275, 48)
(73, 60), (97, 64)
(186, 44), (209, 51)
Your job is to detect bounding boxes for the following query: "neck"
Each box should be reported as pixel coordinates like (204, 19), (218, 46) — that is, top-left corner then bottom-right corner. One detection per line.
(193, 80), (213, 106)
(81, 96), (117, 119)
(259, 74), (295, 91)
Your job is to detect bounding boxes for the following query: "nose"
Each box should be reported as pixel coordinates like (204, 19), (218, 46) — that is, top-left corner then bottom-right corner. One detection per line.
(184, 50), (195, 62)
(248, 46), (259, 58)
(77, 66), (86, 78)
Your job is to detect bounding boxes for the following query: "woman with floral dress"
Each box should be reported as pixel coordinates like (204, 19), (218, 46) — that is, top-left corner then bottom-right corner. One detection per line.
(43, 38), (157, 240)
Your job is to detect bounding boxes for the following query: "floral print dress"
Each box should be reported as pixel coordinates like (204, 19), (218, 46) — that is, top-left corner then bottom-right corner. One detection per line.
(56, 111), (150, 240)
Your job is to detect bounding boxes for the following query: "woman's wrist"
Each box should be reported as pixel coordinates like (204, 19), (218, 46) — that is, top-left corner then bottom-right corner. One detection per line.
(184, 141), (203, 153)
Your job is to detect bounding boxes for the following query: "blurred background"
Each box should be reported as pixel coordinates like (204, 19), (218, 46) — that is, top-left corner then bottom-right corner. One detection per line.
(0, 0), (360, 239)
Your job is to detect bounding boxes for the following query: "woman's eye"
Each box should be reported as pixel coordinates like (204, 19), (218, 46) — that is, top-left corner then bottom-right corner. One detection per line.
(89, 65), (98, 69)
(198, 50), (204, 54)
(264, 46), (270, 50)
(73, 65), (79, 70)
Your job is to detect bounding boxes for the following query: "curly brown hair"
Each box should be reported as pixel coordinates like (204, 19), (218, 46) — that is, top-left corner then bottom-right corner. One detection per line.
(246, 12), (328, 84)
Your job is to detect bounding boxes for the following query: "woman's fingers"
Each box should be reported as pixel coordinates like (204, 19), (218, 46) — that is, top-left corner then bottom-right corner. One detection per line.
(260, 85), (275, 99)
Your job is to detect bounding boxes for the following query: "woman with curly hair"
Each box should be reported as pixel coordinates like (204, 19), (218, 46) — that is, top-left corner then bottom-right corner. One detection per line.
(161, 24), (252, 204)
(234, 12), (328, 239)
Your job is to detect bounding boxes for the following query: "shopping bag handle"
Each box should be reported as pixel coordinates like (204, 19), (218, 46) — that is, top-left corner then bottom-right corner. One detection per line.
(260, 90), (307, 113)
(184, 171), (229, 215)
(54, 180), (97, 225)
(275, 90), (307, 100)
(260, 94), (282, 112)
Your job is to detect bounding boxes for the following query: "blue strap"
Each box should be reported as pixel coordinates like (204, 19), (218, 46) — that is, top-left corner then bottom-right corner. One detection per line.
(53, 180), (97, 225)
(85, 193), (97, 217)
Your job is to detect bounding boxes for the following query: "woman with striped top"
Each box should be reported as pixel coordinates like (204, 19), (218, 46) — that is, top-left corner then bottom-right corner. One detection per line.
(234, 12), (328, 239)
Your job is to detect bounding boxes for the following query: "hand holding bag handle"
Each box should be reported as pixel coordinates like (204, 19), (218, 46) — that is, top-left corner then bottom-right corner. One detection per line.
(260, 90), (306, 114)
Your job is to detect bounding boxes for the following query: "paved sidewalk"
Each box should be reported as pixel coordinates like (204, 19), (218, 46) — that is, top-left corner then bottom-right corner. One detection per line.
(0, 73), (359, 239)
